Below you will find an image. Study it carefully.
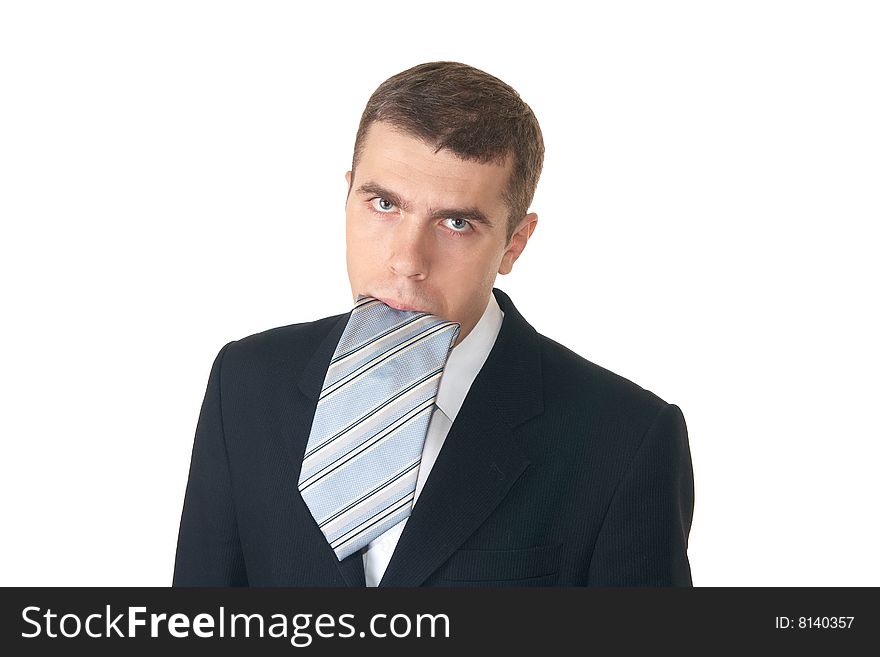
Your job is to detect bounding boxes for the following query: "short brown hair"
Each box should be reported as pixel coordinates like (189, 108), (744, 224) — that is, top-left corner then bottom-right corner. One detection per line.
(350, 61), (544, 243)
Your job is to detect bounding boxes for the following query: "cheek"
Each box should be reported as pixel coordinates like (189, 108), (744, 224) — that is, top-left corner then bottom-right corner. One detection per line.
(347, 207), (379, 240)
(346, 214), (382, 273)
(439, 240), (500, 275)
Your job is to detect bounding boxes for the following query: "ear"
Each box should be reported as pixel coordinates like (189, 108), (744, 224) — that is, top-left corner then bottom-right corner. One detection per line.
(498, 213), (538, 275)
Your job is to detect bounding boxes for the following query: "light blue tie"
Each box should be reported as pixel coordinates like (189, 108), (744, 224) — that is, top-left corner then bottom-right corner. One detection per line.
(298, 295), (460, 561)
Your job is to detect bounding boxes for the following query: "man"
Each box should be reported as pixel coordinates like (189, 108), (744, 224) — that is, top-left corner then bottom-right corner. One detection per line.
(173, 61), (695, 587)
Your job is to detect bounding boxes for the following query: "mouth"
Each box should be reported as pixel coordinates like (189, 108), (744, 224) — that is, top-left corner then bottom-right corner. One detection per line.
(373, 295), (425, 313)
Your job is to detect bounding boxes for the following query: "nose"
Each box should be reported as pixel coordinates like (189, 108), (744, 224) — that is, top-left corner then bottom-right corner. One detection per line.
(388, 219), (430, 280)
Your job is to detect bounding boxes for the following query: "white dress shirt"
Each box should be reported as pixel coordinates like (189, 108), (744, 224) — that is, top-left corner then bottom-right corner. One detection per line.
(361, 292), (505, 586)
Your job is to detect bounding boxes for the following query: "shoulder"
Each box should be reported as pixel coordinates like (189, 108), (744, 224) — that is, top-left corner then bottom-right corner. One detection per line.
(537, 332), (671, 437)
(215, 312), (345, 377)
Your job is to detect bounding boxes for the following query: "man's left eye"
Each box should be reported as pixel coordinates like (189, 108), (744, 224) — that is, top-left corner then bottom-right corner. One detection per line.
(443, 218), (471, 232)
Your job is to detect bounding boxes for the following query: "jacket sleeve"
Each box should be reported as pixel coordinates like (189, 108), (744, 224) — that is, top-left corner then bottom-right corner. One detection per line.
(173, 342), (248, 586)
(587, 403), (695, 586)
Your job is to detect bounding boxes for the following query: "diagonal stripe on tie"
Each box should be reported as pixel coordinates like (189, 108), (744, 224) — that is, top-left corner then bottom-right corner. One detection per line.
(297, 295), (459, 561)
(329, 311), (431, 367)
(318, 460), (421, 529)
(299, 395), (437, 491)
(302, 367), (443, 462)
(320, 321), (459, 401)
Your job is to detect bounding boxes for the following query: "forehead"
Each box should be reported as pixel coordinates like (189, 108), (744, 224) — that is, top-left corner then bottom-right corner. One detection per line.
(355, 121), (512, 214)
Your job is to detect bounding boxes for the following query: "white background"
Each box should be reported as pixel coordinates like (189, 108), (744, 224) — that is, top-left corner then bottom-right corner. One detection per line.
(1, 1), (877, 586)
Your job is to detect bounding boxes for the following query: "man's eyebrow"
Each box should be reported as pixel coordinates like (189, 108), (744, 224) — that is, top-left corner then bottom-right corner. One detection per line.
(355, 181), (495, 227)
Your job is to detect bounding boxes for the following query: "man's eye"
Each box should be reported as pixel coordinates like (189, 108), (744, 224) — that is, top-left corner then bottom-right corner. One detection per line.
(370, 197), (396, 212)
(443, 217), (471, 233)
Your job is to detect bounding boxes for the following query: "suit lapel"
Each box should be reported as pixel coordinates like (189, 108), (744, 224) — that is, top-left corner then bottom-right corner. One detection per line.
(378, 288), (543, 586)
(278, 310), (368, 587)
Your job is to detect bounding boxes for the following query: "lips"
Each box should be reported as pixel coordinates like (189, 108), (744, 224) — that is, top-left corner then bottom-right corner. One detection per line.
(370, 294), (426, 313)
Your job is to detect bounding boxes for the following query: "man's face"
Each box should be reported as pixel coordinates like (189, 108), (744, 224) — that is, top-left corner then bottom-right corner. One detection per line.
(344, 121), (537, 345)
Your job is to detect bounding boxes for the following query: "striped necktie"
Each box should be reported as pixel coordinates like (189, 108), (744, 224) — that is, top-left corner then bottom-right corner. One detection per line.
(298, 295), (460, 561)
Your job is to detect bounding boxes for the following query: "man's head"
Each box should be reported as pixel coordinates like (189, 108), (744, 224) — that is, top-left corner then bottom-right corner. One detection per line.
(344, 61), (544, 344)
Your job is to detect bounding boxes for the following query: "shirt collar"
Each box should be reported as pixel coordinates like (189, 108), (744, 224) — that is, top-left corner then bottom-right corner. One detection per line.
(435, 292), (504, 422)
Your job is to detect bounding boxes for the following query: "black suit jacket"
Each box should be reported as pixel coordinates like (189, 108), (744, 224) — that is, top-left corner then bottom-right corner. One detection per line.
(173, 287), (694, 586)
